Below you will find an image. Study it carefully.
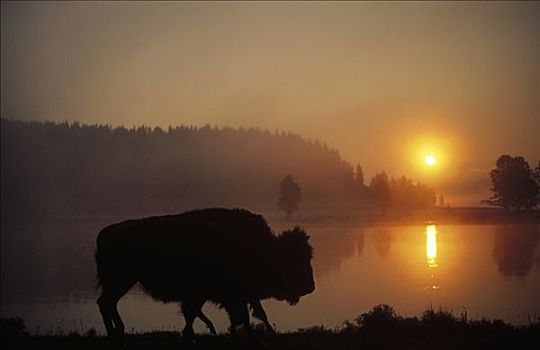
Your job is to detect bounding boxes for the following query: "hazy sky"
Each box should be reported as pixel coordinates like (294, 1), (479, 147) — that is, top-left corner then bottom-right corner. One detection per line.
(1, 1), (539, 205)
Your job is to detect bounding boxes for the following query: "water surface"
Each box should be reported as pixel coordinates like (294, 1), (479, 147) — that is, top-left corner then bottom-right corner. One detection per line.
(1, 220), (539, 334)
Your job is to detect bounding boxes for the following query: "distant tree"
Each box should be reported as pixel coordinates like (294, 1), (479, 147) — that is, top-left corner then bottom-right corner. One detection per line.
(483, 155), (539, 211)
(277, 174), (302, 219)
(535, 161), (540, 204)
(355, 164), (365, 187)
(370, 172), (392, 215)
(438, 194), (445, 207)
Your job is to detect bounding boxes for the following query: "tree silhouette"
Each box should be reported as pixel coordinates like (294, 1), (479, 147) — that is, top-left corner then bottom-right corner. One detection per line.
(370, 172), (392, 215)
(355, 164), (365, 187)
(438, 194), (445, 207)
(277, 174), (302, 219)
(483, 155), (538, 211)
(534, 161), (540, 204)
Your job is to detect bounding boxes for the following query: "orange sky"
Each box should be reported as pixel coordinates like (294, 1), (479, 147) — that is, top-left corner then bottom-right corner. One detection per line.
(1, 1), (539, 206)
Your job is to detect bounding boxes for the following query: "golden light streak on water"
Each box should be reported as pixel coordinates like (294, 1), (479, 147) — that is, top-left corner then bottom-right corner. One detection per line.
(426, 224), (438, 268)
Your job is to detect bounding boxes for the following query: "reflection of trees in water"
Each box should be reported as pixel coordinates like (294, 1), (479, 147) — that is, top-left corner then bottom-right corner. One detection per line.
(492, 225), (540, 278)
(374, 228), (393, 258)
(307, 225), (365, 279)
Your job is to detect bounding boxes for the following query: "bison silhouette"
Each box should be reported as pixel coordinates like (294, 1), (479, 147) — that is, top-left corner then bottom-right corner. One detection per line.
(95, 208), (315, 339)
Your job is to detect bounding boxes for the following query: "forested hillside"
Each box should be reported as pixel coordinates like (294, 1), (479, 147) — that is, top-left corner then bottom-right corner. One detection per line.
(1, 119), (366, 220)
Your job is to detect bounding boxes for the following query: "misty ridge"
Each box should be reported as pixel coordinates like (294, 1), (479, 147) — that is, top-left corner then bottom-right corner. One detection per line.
(0, 118), (436, 221)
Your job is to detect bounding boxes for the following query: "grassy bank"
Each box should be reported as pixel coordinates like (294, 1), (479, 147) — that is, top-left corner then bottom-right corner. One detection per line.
(2, 305), (539, 349)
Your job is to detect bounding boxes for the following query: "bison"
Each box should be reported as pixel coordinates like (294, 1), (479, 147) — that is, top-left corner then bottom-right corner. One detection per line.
(95, 208), (315, 339)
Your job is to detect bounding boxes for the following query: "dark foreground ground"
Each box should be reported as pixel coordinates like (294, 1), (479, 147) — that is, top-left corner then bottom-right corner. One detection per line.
(2, 305), (539, 349)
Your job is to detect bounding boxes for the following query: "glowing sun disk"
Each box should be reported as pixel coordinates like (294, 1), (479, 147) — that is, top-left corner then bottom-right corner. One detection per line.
(425, 155), (436, 167)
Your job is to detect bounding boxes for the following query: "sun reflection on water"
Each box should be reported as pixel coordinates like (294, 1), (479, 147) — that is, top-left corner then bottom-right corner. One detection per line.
(425, 224), (439, 291)
(426, 224), (438, 268)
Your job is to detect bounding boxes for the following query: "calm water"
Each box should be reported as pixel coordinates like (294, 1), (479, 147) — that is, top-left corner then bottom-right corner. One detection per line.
(1, 219), (539, 334)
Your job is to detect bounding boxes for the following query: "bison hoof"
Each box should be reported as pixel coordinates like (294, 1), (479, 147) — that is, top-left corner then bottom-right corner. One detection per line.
(181, 336), (197, 346)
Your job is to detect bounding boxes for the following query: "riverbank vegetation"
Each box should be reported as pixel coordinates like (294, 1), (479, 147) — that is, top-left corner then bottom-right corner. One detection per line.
(3, 305), (539, 349)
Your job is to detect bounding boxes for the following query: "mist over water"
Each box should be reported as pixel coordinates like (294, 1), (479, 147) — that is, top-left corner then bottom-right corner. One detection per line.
(2, 219), (538, 334)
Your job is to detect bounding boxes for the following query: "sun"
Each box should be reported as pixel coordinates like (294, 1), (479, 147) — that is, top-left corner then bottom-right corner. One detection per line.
(424, 154), (436, 167)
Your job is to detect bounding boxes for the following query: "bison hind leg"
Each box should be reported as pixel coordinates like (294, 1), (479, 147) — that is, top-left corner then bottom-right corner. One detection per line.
(181, 298), (208, 341)
(97, 278), (135, 339)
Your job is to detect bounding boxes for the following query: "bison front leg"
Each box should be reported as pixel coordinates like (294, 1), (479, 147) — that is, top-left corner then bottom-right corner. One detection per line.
(224, 302), (253, 336)
(196, 309), (217, 335)
(250, 300), (276, 335)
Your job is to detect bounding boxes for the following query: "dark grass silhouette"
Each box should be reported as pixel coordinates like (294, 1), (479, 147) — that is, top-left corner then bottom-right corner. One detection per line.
(95, 208), (314, 341)
(3, 305), (539, 349)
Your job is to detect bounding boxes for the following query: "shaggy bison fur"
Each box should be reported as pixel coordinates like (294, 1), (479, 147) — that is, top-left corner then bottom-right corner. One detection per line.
(95, 208), (315, 339)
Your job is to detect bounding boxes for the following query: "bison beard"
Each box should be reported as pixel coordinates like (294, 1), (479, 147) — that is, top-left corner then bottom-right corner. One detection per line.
(95, 208), (315, 340)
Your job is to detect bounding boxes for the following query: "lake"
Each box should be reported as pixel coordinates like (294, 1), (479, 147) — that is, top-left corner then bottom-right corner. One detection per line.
(1, 218), (539, 335)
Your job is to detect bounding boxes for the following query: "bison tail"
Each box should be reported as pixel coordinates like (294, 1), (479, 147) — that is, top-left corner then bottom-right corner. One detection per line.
(95, 245), (116, 290)
(94, 249), (104, 290)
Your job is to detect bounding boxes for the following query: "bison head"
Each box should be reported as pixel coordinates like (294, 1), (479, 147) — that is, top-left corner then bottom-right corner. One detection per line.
(275, 226), (315, 305)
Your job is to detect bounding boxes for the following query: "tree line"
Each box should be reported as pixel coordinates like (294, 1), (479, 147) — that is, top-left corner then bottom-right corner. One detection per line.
(0, 119), (357, 219)
(1, 119), (438, 221)
(276, 168), (436, 218)
(279, 153), (540, 218)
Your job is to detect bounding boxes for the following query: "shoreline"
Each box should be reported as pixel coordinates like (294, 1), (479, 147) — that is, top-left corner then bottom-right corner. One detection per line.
(2, 208), (539, 227)
(276, 207), (540, 227)
(3, 305), (539, 349)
